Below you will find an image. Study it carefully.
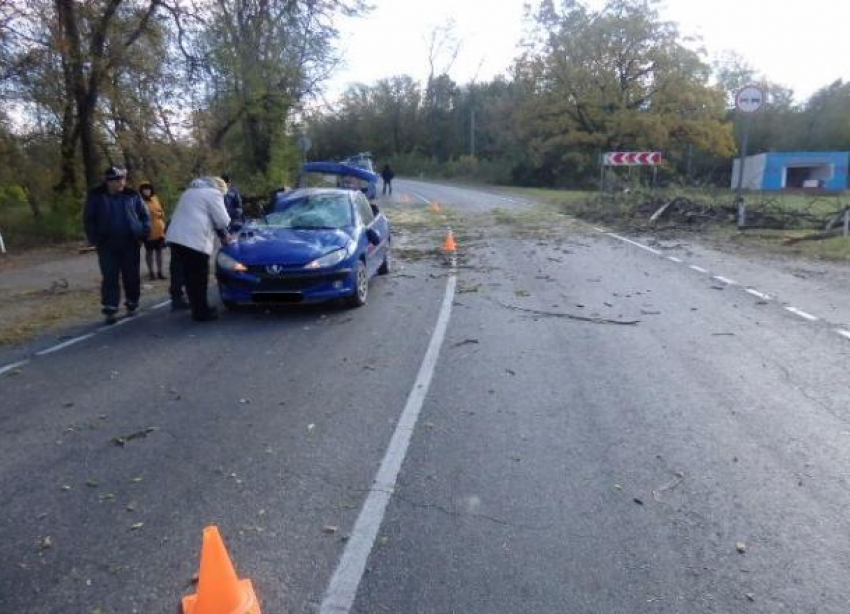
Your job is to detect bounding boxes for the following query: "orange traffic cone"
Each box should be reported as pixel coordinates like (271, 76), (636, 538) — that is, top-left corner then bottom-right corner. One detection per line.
(182, 526), (262, 614)
(444, 230), (457, 252)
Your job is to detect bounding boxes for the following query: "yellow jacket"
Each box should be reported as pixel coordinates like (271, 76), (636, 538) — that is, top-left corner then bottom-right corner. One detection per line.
(145, 195), (166, 241)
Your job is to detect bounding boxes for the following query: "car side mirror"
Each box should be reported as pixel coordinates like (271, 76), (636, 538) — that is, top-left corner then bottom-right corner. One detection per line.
(366, 227), (381, 245)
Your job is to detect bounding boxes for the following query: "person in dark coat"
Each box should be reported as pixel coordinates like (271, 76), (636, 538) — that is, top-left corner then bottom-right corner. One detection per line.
(84, 166), (151, 324)
(380, 164), (395, 196)
(221, 174), (244, 229)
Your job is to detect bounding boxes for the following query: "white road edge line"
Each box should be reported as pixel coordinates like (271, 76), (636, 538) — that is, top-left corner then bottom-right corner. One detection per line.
(689, 265), (708, 273)
(35, 333), (96, 356)
(836, 329), (850, 340)
(605, 232), (662, 255)
(713, 276), (737, 285)
(0, 360), (28, 376)
(785, 306), (819, 322)
(407, 189), (432, 205)
(320, 272), (457, 614)
(151, 300), (171, 310)
(667, 256), (683, 263)
(746, 288), (771, 300)
(592, 226), (607, 233)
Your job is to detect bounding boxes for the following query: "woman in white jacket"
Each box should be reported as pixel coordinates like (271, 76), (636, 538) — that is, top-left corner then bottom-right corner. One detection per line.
(166, 177), (232, 321)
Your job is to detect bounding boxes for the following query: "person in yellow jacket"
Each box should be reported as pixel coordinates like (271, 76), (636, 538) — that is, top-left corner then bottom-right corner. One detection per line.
(138, 182), (167, 280)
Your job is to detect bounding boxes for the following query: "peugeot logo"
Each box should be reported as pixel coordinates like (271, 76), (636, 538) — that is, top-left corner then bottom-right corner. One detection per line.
(265, 264), (285, 275)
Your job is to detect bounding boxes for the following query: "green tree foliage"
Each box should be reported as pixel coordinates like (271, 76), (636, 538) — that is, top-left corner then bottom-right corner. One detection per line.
(515, 0), (735, 185)
(189, 0), (367, 191)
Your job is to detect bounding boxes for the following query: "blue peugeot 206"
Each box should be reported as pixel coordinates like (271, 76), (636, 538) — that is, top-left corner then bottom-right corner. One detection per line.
(215, 187), (391, 308)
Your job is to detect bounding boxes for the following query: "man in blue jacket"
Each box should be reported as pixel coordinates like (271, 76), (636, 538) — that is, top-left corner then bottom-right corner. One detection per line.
(84, 166), (151, 324)
(221, 174), (244, 230)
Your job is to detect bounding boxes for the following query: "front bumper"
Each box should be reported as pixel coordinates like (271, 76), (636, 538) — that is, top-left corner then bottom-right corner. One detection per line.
(217, 266), (355, 304)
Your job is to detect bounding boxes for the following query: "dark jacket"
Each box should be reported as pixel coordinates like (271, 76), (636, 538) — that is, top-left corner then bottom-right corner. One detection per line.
(84, 185), (151, 247)
(381, 165), (395, 181)
(224, 186), (244, 225)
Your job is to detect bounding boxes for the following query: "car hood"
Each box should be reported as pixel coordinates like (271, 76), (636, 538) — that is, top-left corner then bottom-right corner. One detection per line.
(225, 226), (353, 266)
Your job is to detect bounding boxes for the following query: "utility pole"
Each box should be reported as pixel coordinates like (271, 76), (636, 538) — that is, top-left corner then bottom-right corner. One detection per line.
(470, 107), (476, 158)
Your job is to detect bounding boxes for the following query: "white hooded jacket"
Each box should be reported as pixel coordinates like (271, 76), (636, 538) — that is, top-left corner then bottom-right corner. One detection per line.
(166, 178), (232, 255)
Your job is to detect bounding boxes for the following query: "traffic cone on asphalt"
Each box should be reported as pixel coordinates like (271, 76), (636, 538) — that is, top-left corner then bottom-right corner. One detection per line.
(443, 229), (457, 252)
(182, 525), (262, 614)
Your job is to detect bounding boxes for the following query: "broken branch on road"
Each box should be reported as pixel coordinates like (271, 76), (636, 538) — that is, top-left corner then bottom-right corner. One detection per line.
(494, 300), (640, 326)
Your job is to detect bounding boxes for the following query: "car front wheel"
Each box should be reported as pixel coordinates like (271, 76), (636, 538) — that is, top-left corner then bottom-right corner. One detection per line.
(346, 260), (368, 307)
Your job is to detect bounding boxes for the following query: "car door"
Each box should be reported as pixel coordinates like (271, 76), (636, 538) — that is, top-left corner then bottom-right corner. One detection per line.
(354, 193), (385, 274)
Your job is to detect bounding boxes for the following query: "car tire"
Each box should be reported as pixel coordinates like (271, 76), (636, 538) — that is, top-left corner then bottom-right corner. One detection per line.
(377, 247), (391, 275)
(346, 260), (368, 307)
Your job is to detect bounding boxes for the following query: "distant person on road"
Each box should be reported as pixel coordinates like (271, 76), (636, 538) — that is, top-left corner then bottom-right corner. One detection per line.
(380, 164), (395, 196)
(221, 174), (244, 230)
(138, 182), (167, 281)
(166, 177), (232, 322)
(84, 166), (151, 325)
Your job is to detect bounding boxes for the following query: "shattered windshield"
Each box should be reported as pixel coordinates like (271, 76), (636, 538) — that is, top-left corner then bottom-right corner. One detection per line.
(266, 194), (352, 229)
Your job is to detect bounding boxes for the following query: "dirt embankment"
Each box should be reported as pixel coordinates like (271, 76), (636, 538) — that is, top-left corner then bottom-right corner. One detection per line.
(0, 244), (169, 346)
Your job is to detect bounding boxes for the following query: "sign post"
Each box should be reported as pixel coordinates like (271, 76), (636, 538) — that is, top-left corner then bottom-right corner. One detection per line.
(734, 85), (764, 228)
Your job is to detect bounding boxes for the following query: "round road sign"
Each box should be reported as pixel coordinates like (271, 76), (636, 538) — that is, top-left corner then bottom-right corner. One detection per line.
(735, 85), (764, 113)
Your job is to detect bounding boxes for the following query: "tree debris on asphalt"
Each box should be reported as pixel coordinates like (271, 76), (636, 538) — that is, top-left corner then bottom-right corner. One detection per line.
(495, 300), (639, 326)
(652, 471), (685, 501)
(111, 427), (157, 446)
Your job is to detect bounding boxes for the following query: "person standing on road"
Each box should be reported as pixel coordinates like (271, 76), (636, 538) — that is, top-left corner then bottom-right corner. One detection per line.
(165, 177), (232, 322)
(84, 166), (151, 325)
(138, 182), (167, 281)
(380, 164), (395, 196)
(221, 174), (244, 230)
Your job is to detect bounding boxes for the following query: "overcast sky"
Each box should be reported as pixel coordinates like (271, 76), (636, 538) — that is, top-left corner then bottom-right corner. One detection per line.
(331, 0), (850, 103)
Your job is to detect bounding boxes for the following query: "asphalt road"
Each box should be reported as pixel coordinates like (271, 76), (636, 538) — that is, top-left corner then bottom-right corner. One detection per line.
(2, 179), (850, 613)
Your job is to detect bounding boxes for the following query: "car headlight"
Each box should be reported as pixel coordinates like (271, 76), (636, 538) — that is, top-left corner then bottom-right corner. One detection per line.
(304, 248), (349, 270)
(216, 251), (247, 272)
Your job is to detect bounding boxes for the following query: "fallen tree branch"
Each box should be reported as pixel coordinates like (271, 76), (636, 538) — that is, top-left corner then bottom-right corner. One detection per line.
(494, 300), (640, 326)
(781, 227), (844, 245)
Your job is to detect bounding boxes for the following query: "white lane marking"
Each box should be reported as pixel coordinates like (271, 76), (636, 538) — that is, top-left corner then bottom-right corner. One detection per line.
(605, 232), (662, 255)
(785, 306), (819, 322)
(320, 274), (458, 614)
(0, 360), (28, 376)
(713, 276), (738, 285)
(689, 265), (708, 273)
(746, 288), (771, 300)
(35, 333), (96, 356)
(151, 300), (171, 310)
(667, 256), (683, 263)
(407, 189), (432, 204)
(836, 329), (850, 340)
(592, 226), (607, 232)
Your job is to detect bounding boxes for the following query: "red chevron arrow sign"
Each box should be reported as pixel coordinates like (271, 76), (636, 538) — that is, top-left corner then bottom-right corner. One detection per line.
(603, 152), (663, 166)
